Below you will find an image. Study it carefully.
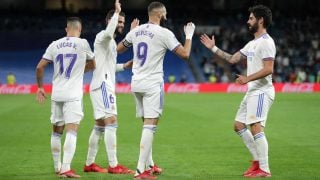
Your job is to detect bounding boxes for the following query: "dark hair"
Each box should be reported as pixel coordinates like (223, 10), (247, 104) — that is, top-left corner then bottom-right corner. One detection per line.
(248, 5), (272, 28)
(148, 1), (165, 13)
(106, 10), (126, 20)
(67, 17), (82, 24)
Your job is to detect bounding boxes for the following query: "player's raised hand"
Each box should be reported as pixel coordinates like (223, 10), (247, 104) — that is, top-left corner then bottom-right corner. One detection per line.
(200, 34), (216, 50)
(130, 18), (140, 30)
(115, 0), (121, 13)
(184, 22), (195, 40)
(36, 88), (46, 104)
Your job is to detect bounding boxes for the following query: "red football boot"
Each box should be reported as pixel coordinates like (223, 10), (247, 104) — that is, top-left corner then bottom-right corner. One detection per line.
(243, 160), (259, 176)
(108, 164), (134, 174)
(84, 163), (108, 173)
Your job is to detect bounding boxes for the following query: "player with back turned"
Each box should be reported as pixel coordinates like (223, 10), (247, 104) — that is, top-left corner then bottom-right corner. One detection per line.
(36, 17), (95, 178)
(117, 1), (196, 179)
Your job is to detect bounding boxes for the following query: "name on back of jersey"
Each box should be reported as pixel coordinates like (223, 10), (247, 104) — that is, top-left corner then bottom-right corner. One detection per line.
(56, 41), (77, 50)
(135, 30), (154, 39)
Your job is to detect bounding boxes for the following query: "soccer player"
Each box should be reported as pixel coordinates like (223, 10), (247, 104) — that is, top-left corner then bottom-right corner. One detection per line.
(117, 1), (195, 179)
(83, 0), (135, 174)
(200, 5), (275, 178)
(36, 17), (94, 178)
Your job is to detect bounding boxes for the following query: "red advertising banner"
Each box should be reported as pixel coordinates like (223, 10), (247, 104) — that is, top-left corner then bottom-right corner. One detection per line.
(0, 83), (319, 94)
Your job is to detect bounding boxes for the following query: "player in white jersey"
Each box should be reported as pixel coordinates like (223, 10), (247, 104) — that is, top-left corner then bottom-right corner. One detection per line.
(200, 5), (275, 178)
(117, 1), (195, 179)
(36, 17), (94, 178)
(83, 0), (135, 174)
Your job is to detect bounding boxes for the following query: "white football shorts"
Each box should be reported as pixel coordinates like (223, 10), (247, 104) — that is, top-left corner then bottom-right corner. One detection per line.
(235, 92), (274, 127)
(90, 83), (117, 120)
(50, 100), (83, 126)
(133, 84), (164, 118)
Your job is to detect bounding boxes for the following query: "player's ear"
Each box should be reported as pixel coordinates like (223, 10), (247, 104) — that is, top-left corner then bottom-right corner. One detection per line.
(65, 27), (68, 33)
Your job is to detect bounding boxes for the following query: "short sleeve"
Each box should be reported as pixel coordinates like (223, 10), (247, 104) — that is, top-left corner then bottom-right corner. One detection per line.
(260, 40), (276, 60)
(83, 40), (94, 60)
(163, 30), (181, 51)
(42, 42), (55, 61)
(240, 42), (250, 57)
(123, 30), (134, 48)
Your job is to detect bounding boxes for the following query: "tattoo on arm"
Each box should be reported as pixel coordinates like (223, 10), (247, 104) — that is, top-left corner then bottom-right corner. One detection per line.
(216, 49), (233, 62)
(215, 49), (245, 64)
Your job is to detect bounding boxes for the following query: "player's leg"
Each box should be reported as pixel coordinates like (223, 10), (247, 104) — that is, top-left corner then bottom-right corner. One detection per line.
(50, 101), (64, 174)
(234, 95), (259, 175)
(84, 119), (106, 172)
(84, 89), (108, 173)
(59, 100), (83, 178)
(134, 86), (163, 179)
(245, 93), (273, 177)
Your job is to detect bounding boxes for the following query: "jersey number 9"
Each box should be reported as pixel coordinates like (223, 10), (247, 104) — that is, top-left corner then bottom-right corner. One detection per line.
(137, 42), (148, 67)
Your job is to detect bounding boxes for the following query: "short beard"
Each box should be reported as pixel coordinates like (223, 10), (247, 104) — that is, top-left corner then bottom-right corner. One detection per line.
(115, 27), (123, 37)
(248, 22), (258, 34)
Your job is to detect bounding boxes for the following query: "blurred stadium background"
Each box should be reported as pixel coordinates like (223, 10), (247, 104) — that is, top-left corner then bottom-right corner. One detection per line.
(0, 0), (319, 87)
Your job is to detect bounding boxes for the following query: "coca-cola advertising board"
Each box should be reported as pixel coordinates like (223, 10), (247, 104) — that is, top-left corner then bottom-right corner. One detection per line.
(0, 83), (319, 94)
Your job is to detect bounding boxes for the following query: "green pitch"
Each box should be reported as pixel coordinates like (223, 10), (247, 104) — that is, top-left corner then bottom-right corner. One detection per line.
(0, 93), (319, 179)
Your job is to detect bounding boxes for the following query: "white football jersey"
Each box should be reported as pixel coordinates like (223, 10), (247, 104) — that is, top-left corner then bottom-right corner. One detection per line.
(123, 23), (181, 92)
(90, 13), (121, 91)
(240, 33), (276, 97)
(42, 36), (94, 101)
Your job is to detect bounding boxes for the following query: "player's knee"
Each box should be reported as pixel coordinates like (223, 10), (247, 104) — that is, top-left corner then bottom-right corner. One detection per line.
(105, 123), (118, 131)
(234, 121), (246, 132)
(143, 125), (157, 133)
(94, 125), (105, 133)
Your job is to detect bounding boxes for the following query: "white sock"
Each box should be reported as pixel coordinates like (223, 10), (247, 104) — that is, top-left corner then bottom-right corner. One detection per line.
(105, 124), (118, 168)
(146, 148), (154, 169)
(254, 132), (270, 173)
(85, 126), (104, 166)
(51, 132), (62, 173)
(61, 130), (77, 173)
(135, 125), (156, 175)
(237, 128), (259, 161)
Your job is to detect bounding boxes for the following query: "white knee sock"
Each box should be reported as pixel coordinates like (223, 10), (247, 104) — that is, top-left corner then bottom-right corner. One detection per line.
(135, 125), (156, 175)
(237, 128), (259, 161)
(254, 132), (270, 173)
(51, 132), (62, 173)
(61, 130), (77, 173)
(85, 126), (104, 166)
(146, 148), (154, 169)
(105, 124), (118, 167)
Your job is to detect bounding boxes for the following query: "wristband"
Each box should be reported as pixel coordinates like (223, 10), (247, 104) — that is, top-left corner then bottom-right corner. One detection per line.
(211, 46), (219, 53)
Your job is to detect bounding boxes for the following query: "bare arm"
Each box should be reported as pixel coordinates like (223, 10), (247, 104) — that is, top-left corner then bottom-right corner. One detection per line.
(200, 34), (246, 64)
(236, 59), (274, 84)
(84, 60), (96, 72)
(36, 59), (50, 103)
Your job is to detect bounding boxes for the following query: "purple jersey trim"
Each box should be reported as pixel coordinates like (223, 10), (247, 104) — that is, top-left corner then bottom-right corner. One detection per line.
(263, 57), (275, 61)
(239, 50), (247, 57)
(43, 58), (53, 62)
(172, 44), (181, 52)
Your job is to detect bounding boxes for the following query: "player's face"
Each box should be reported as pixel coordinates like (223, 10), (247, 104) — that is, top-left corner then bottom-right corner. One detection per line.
(116, 16), (125, 35)
(247, 13), (258, 34)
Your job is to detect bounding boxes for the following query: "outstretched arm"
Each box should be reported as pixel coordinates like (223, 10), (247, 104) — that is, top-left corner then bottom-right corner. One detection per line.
(35, 59), (50, 104)
(200, 34), (246, 64)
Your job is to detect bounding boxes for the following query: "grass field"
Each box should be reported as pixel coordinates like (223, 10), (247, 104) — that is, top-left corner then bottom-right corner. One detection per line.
(0, 93), (320, 179)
